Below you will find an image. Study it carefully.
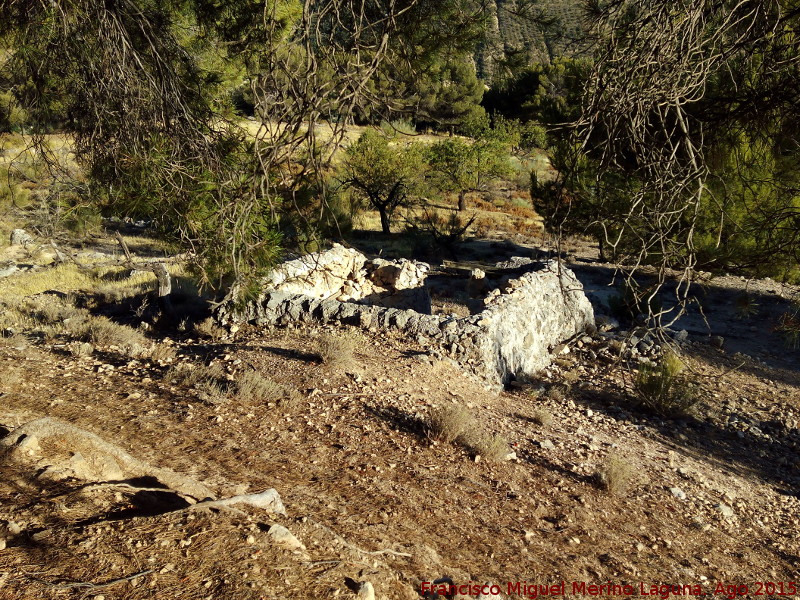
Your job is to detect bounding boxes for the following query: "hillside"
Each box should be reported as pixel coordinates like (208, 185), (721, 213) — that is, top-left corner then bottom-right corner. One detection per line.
(477, 0), (588, 81)
(0, 225), (798, 599)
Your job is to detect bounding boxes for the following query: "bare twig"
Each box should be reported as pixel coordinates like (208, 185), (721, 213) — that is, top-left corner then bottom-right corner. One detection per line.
(28, 569), (155, 590)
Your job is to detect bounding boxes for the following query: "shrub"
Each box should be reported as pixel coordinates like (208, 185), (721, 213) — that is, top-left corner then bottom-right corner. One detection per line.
(149, 343), (177, 363)
(734, 292), (759, 320)
(0, 332), (27, 348)
(406, 207), (476, 252)
(314, 331), (356, 372)
(165, 362), (232, 403)
(428, 404), (472, 444)
(66, 341), (94, 357)
(380, 118), (416, 137)
(21, 296), (83, 325)
(607, 280), (662, 323)
(428, 404), (510, 461)
(165, 362), (226, 387)
(545, 384), (568, 402)
(634, 352), (699, 416)
(562, 369), (580, 386)
(82, 315), (149, 354)
(595, 454), (636, 495)
(776, 304), (800, 349)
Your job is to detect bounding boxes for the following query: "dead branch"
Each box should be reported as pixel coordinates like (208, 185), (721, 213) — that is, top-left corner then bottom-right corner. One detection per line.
(28, 569), (155, 590)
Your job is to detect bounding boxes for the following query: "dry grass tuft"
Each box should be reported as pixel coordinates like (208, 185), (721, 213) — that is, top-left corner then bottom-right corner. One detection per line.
(149, 343), (177, 363)
(545, 384), (568, 402)
(531, 408), (553, 427)
(194, 378), (228, 404)
(634, 351), (699, 417)
(314, 331), (356, 372)
(165, 362), (231, 404)
(165, 362), (225, 386)
(194, 317), (227, 341)
(17, 295), (83, 326)
(66, 341), (94, 357)
(562, 369), (581, 386)
(596, 454), (637, 495)
(236, 371), (299, 406)
(0, 365), (24, 389)
(0, 332), (28, 349)
(428, 404), (473, 444)
(81, 315), (149, 355)
(462, 431), (510, 462)
(428, 404), (509, 461)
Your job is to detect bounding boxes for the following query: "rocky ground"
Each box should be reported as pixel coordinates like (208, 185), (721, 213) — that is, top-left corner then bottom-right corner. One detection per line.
(0, 229), (799, 600)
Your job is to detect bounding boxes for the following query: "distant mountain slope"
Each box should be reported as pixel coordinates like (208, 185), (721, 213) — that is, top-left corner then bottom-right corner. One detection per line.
(476, 0), (588, 82)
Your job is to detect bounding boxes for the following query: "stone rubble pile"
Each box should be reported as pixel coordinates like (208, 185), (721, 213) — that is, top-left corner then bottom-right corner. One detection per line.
(262, 244), (431, 312)
(10, 228), (34, 247)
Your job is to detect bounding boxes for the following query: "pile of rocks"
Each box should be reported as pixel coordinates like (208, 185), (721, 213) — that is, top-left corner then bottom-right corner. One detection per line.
(10, 229), (34, 247)
(262, 244), (430, 312)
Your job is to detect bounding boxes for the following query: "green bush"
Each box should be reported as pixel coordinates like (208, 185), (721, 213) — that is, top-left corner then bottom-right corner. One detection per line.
(607, 280), (662, 323)
(634, 352), (699, 417)
(776, 304), (800, 349)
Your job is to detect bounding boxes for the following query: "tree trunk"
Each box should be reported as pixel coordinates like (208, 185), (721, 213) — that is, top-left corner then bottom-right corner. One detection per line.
(458, 190), (466, 211)
(379, 209), (391, 234)
(153, 263), (174, 316)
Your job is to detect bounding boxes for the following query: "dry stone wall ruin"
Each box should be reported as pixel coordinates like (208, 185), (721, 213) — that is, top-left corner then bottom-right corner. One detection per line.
(218, 245), (594, 386)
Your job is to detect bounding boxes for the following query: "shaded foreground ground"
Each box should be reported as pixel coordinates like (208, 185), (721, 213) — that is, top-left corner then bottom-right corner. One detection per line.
(1, 315), (798, 599)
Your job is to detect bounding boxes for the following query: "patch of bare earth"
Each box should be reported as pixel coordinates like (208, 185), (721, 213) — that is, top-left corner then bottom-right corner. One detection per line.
(0, 317), (798, 600)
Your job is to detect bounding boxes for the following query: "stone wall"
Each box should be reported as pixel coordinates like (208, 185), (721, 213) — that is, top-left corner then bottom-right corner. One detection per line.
(218, 251), (594, 386)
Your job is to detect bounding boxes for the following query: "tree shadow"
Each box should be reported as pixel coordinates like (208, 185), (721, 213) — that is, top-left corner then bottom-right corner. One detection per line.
(571, 387), (800, 494)
(519, 448), (598, 488)
(568, 262), (800, 380)
(364, 404), (428, 440)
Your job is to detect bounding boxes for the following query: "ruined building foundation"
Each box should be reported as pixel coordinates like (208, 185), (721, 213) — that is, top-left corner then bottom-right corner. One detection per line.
(218, 245), (594, 386)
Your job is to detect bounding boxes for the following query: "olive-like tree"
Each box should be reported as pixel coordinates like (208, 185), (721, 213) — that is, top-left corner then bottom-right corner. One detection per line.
(426, 132), (513, 211)
(340, 131), (426, 234)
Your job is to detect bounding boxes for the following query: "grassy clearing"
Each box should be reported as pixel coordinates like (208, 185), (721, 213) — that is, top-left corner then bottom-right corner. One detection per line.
(0, 261), (186, 306)
(0, 293), (178, 362)
(1, 264), (96, 298)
